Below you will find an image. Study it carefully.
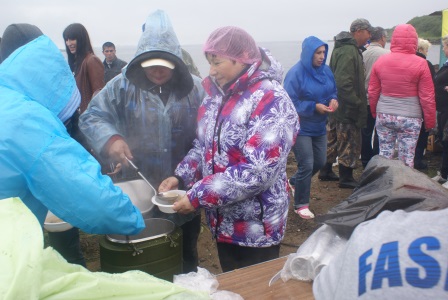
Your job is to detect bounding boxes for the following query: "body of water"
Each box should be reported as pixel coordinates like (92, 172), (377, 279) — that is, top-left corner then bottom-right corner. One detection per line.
(95, 40), (442, 80)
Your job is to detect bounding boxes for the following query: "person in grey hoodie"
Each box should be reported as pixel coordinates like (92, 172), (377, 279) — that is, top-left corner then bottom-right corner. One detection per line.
(361, 26), (390, 168)
(79, 10), (205, 273)
(314, 208), (448, 299)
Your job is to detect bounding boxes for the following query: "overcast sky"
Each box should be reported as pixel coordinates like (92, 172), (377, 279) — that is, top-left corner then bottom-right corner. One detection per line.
(1, 1), (446, 49)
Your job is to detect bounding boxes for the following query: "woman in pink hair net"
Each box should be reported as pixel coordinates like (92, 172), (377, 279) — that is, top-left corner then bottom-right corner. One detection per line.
(160, 26), (299, 272)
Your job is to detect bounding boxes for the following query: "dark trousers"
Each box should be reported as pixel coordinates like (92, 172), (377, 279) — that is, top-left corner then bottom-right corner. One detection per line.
(442, 141), (448, 179)
(47, 227), (86, 267)
(414, 124), (429, 161)
(361, 106), (379, 168)
(438, 111), (448, 178)
(217, 242), (280, 273)
(180, 214), (201, 273)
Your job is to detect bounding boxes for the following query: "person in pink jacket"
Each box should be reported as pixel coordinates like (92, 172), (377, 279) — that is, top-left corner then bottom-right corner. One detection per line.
(368, 24), (435, 168)
(159, 26), (299, 272)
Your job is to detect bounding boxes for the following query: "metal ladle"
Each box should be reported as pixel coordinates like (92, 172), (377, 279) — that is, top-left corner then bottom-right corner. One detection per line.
(125, 157), (179, 201)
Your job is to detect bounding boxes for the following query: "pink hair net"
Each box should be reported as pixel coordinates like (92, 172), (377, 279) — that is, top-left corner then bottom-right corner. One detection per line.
(203, 26), (261, 65)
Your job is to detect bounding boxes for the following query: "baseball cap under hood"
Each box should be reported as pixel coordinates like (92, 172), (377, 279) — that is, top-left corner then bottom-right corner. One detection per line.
(125, 10), (193, 98)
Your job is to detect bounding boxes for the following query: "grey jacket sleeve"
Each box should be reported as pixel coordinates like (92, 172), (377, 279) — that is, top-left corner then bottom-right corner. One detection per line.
(79, 75), (127, 155)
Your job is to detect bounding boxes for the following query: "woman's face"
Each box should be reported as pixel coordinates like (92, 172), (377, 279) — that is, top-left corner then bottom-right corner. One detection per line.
(443, 42), (448, 57)
(206, 54), (246, 88)
(65, 39), (77, 55)
(313, 45), (326, 67)
(143, 66), (174, 86)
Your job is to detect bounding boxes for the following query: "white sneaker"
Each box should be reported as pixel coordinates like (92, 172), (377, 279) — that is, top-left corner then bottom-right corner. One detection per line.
(442, 181), (448, 189)
(432, 172), (447, 184)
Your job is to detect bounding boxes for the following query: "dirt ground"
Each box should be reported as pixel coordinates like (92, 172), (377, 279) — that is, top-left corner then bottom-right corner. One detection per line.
(76, 149), (443, 275)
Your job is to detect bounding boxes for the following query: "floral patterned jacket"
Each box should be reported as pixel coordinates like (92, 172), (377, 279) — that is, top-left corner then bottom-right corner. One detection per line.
(175, 49), (300, 247)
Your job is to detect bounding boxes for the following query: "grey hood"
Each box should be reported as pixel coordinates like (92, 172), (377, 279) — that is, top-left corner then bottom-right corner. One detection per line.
(125, 10), (193, 99)
(334, 31), (358, 49)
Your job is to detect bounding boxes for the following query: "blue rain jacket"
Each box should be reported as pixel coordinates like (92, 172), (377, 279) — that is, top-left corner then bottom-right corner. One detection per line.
(0, 35), (144, 235)
(284, 36), (337, 136)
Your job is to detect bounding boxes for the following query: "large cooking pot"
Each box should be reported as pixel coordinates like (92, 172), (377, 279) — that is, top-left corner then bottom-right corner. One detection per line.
(115, 179), (155, 217)
(100, 218), (183, 282)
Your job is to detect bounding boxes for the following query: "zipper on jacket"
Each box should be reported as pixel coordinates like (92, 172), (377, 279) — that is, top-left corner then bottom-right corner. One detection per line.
(214, 209), (219, 239)
(211, 93), (231, 173)
(217, 120), (224, 154)
(258, 198), (266, 236)
(211, 92), (232, 238)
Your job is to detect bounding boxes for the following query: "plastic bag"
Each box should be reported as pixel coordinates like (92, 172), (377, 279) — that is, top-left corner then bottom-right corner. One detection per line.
(174, 268), (243, 300)
(317, 155), (448, 239)
(0, 197), (210, 300)
(174, 267), (219, 294)
(278, 224), (347, 283)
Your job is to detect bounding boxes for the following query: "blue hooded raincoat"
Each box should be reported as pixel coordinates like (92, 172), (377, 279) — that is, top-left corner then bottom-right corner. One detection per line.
(0, 35), (144, 235)
(284, 36), (337, 136)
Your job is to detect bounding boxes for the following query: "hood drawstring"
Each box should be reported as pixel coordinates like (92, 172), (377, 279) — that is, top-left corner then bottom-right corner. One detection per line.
(148, 82), (171, 105)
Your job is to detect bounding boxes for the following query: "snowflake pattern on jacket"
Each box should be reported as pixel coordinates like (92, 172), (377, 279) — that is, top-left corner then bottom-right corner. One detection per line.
(175, 49), (300, 247)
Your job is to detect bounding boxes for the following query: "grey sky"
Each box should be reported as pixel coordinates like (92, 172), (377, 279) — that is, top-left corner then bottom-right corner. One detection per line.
(1, 1), (446, 49)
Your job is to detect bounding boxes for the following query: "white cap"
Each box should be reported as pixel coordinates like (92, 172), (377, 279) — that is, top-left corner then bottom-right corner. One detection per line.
(140, 58), (175, 69)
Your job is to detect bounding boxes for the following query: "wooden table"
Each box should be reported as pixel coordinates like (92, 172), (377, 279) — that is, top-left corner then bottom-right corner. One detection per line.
(217, 256), (314, 299)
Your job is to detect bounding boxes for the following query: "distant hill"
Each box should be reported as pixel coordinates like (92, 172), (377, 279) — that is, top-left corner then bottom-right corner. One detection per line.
(386, 10), (443, 43)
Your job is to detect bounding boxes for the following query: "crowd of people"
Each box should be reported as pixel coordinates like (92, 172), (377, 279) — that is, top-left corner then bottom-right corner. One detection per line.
(0, 9), (447, 283)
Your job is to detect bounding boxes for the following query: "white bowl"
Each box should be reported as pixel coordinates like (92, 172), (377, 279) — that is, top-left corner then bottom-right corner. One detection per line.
(152, 190), (186, 214)
(115, 179), (155, 216)
(44, 211), (73, 232)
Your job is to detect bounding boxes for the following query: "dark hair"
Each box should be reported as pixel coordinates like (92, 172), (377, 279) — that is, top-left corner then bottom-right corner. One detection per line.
(62, 23), (94, 74)
(102, 41), (115, 50)
(370, 27), (386, 42)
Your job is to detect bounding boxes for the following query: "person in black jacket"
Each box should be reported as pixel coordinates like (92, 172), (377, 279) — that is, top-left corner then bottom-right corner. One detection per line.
(414, 38), (436, 170)
(102, 41), (127, 83)
(434, 35), (448, 185)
